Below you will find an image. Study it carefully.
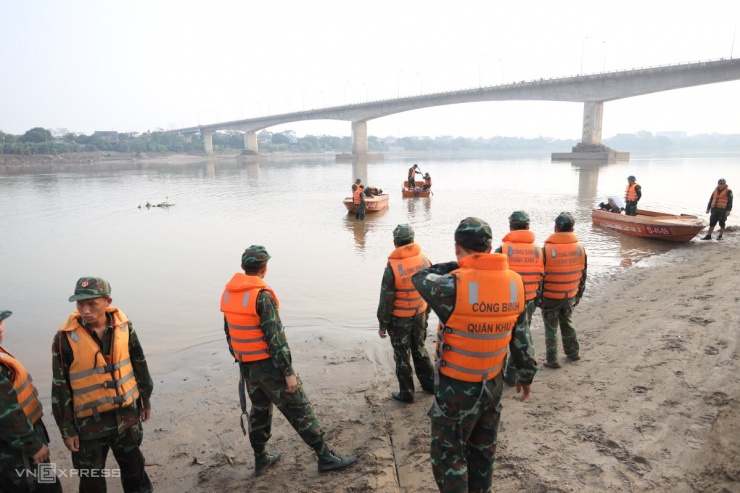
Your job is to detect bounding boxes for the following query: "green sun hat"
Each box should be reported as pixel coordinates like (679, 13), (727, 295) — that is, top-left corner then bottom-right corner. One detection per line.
(241, 245), (271, 269)
(454, 217), (493, 251)
(555, 212), (575, 228)
(393, 224), (415, 242)
(508, 211), (530, 225)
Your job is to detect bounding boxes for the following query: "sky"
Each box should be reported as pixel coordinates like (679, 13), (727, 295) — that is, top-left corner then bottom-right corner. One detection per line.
(1, 0), (739, 140)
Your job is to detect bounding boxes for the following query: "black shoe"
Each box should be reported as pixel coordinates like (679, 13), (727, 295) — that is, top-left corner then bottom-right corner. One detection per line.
(717, 235), (723, 241)
(567, 354), (581, 361)
(392, 391), (414, 403)
(543, 360), (561, 369)
(421, 386), (435, 394)
(255, 451), (281, 476)
(318, 450), (357, 473)
(701, 235), (712, 240)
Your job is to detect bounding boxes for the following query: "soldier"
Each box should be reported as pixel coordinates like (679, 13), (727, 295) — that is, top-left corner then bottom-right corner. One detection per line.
(495, 211), (544, 387)
(353, 184), (366, 220)
(702, 178), (732, 240)
(52, 277), (153, 493)
(376, 224), (435, 403)
(411, 217), (538, 492)
(221, 246), (356, 476)
(624, 175), (641, 216)
(1, 311), (62, 492)
(541, 213), (586, 368)
(407, 164), (422, 189)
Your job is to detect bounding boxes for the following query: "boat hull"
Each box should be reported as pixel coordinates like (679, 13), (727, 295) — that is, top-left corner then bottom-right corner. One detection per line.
(402, 181), (431, 198)
(344, 194), (390, 213)
(591, 209), (707, 242)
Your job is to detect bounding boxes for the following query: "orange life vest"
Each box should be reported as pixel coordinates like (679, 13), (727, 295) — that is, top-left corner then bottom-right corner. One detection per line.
(436, 253), (524, 383)
(501, 230), (544, 302)
(711, 186), (730, 209)
(543, 232), (586, 300)
(424, 176), (432, 186)
(625, 183), (640, 201)
(0, 347), (43, 425)
(388, 243), (430, 317)
(353, 187), (364, 205)
(220, 273), (279, 363)
(58, 308), (140, 419)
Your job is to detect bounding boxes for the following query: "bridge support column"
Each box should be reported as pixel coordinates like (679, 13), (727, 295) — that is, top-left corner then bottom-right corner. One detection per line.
(581, 101), (603, 146)
(351, 121), (368, 155)
(203, 132), (214, 155)
(244, 131), (258, 153)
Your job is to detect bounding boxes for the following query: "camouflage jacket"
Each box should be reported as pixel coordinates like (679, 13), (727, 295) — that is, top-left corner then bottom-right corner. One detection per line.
(0, 356), (46, 456)
(51, 313), (153, 440)
(411, 261), (538, 385)
(376, 265), (429, 332)
(223, 289), (294, 376)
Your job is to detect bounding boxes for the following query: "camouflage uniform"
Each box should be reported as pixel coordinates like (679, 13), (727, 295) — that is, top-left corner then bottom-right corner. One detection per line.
(411, 218), (538, 493)
(377, 225), (435, 399)
(355, 188), (366, 220)
(541, 213), (586, 365)
(51, 278), (153, 493)
(224, 247), (355, 473)
(1, 310), (63, 492)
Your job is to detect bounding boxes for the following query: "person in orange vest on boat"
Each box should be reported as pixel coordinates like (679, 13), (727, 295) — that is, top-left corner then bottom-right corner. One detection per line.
(407, 164), (422, 189)
(353, 183), (366, 220)
(221, 246), (357, 476)
(541, 213), (586, 368)
(702, 178), (732, 241)
(52, 277), (154, 493)
(624, 175), (642, 216)
(0, 311), (62, 493)
(495, 211), (544, 387)
(411, 217), (538, 492)
(376, 224), (435, 403)
(422, 172), (432, 192)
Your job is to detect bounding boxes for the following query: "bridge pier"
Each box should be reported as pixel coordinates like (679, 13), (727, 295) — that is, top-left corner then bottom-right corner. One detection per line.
(244, 131), (258, 154)
(552, 100), (629, 162)
(203, 131), (214, 155)
(582, 101), (603, 146)
(337, 120), (384, 162)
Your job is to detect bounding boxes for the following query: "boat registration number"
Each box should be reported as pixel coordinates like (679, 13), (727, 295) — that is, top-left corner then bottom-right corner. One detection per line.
(646, 226), (671, 235)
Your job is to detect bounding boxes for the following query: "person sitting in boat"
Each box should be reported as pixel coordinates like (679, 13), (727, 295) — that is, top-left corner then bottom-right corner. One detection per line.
(364, 186), (383, 197)
(624, 175), (641, 216)
(421, 173), (432, 192)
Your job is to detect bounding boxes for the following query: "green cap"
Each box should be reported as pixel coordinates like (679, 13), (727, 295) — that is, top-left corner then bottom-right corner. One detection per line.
(555, 212), (575, 228)
(355, 178), (361, 183)
(718, 178), (726, 184)
(454, 217), (493, 252)
(69, 277), (112, 302)
(241, 245), (271, 269)
(627, 175), (636, 181)
(0, 311), (11, 322)
(508, 210), (530, 225)
(393, 224), (415, 242)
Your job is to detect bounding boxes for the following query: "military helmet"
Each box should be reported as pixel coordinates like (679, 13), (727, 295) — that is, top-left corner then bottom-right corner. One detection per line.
(508, 210), (530, 225)
(393, 224), (415, 243)
(627, 175), (636, 181)
(454, 217), (493, 252)
(718, 178), (726, 185)
(555, 212), (575, 228)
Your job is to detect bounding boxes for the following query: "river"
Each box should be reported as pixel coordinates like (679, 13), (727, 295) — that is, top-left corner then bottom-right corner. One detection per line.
(1, 152), (738, 406)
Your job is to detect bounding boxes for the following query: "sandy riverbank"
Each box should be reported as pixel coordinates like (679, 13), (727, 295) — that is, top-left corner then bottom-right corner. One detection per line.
(47, 239), (738, 492)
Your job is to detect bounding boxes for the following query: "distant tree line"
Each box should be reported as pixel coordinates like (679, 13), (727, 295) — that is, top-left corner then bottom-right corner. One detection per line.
(1, 127), (738, 155)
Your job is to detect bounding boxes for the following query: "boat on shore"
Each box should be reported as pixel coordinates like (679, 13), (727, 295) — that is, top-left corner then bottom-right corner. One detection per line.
(343, 194), (390, 213)
(591, 208), (707, 242)
(401, 181), (431, 198)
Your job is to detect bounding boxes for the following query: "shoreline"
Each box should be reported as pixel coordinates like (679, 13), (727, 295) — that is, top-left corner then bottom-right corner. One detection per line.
(45, 240), (739, 492)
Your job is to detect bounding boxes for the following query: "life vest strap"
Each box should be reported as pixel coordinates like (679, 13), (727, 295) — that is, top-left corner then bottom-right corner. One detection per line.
(443, 326), (512, 341)
(17, 388), (40, 410)
(228, 323), (261, 331)
(444, 345), (508, 359)
(440, 360), (504, 378)
(69, 358), (131, 380)
(26, 405), (43, 424)
(546, 269), (583, 276)
(15, 377), (32, 395)
(74, 385), (139, 414)
(235, 349), (269, 357)
(395, 287), (418, 293)
(72, 369), (137, 396)
(230, 336), (265, 344)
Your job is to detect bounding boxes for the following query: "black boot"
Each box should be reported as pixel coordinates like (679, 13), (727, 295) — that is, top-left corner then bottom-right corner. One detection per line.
(317, 449), (357, 473)
(392, 391), (414, 403)
(255, 451), (281, 476)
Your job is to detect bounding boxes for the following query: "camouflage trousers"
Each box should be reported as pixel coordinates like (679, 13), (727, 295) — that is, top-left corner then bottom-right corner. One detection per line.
(240, 359), (327, 456)
(355, 205), (365, 220)
(504, 299), (537, 384)
(72, 422), (152, 493)
(0, 421), (62, 493)
(428, 372), (504, 493)
(541, 297), (580, 362)
(387, 313), (434, 396)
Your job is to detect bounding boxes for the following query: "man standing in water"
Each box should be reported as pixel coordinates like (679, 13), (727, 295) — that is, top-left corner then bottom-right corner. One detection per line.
(702, 178), (732, 240)
(541, 213), (586, 368)
(377, 224), (435, 403)
(221, 246), (357, 476)
(624, 175), (641, 216)
(52, 277), (153, 493)
(353, 183), (366, 220)
(495, 211), (544, 387)
(411, 217), (537, 492)
(1, 310), (62, 493)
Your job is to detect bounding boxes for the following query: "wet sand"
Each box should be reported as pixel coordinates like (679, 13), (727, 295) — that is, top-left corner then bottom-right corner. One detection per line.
(48, 239), (739, 492)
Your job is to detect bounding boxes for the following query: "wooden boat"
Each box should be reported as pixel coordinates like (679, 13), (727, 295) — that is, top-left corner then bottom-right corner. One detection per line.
(401, 181), (431, 198)
(591, 208), (707, 242)
(343, 194), (390, 213)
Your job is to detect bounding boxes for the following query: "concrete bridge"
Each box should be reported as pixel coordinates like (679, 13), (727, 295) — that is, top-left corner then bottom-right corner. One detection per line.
(168, 58), (740, 159)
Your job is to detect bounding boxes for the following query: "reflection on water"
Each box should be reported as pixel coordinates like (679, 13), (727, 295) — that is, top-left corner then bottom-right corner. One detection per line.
(1, 153), (738, 402)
